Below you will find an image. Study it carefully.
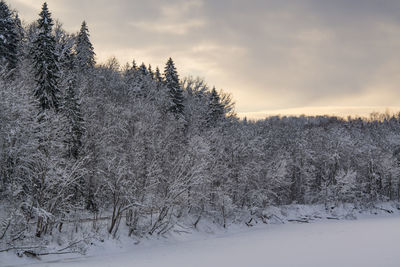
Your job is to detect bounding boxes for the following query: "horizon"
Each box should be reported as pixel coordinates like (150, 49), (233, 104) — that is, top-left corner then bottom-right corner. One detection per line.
(238, 106), (400, 120)
(7, 0), (400, 119)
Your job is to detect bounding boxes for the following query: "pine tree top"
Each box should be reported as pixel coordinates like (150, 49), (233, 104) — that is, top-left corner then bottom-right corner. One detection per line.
(155, 67), (163, 83)
(0, 0), (19, 73)
(0, 1), (15, 37)
(210, 87), (218, 97)
(80, 20), (88, 31)
(165, 58), (177, 72)
(0, 0), (11, 19)
(0, 2), (13, 41)
(38, 2), (53, 33)
(131, 59), (137, 70)
(76, 20), (96, 69)
(77, 20), (93, 46)
(31, 2), (60, 112)
(164, 57), (179, 87)
(163, 57), (184, 116)
(139, 63), (148, 76)
(148, 64), (153, 76)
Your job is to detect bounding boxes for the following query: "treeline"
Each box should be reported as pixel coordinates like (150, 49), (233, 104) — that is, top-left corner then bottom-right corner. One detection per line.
(1, 1), (400, 247)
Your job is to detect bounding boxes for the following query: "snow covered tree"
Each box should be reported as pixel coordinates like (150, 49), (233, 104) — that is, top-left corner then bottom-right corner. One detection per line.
(125, 62), (153, 98)
(52, 22), (85, 159)
(182, 77), (210, 133)
(122, 60), (136, 82)
(207, 87), (224, 127)
(138, 62), (148, 76)
(54, 22), (74, 72)
(0, 0), (19, 73)
(153, 66), (164, 93)
(13, 12), (23, 38)
(75, 21), (95, 72)
(13, 12), (24, 57)
(154, 67), (163, 83)
(63, 75), (84, 159)
(164, 58), (184, 116)
(31, 2), (60, 112)
(148, 64), (154, 79)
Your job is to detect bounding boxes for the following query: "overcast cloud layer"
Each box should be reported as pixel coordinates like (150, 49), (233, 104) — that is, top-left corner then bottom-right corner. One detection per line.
(8, 0), (400, 118)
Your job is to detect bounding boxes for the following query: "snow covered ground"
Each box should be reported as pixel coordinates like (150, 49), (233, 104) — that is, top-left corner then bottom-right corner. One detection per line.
(3, 215), (400, 267)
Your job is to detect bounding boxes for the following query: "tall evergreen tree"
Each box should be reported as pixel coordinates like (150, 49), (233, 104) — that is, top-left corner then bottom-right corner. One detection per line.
(31, 2), (60, 112)
(207, 87), (224, 127)
(13, 13), (24, 55)
(164, 57), (184, 116)
(63, 77), (84, 159)
(0, 0), (18, 73)
(75, 21), (95, 71)
(154, 66), (163, 92)
(61, 44), (84, 159)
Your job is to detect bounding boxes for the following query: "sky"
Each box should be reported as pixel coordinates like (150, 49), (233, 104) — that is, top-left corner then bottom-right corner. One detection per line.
(7, 0), (400, 119)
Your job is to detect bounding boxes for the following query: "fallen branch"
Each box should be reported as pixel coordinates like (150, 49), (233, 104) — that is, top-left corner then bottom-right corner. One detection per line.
(11, 229), (26, 242)
(326, 217), (339, 220)
(57, 239), (85, 253)
(193, 214), (202, 229)
(173, 229), (191, 234)
(246, 218), (255, 227)
(0, 246), (46, 253)
(261, 214), (284, 224)
(0, 237), (86, 258)
(0, 218), (11, 240)
(376, 207), (393, 214)
(36, 250), (82, 256)
(288, 219), (309, 223)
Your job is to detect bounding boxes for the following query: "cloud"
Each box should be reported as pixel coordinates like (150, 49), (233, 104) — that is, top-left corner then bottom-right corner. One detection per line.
(7, 0), (400, 118)
(131, 19), (205, 35)
(130, 0), (206, 35)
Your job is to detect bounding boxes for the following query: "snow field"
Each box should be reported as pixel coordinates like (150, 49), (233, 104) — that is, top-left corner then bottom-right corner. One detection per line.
(4, 215), (400, 267)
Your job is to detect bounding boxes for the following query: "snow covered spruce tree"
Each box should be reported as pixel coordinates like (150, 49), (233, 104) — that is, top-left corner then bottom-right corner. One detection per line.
(0, 0), (19, 75)
(62, 58), (84, 159)
(135, 62), (153, 98)
(207, 87), (224, 127)
(26, 2), (80, 239)
(75, 21), (95, 72)
(31, 2), (60, 112)
(164, 57), (184, 117)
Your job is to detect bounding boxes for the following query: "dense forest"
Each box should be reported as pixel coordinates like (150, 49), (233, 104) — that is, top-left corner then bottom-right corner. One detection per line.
(1, 1), (400, 253)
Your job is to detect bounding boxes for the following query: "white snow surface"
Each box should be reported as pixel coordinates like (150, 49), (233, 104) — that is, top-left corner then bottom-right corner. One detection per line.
(3, 214), (400, 267)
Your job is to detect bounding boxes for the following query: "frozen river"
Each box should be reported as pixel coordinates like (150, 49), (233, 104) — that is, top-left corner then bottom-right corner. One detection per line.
(4, 216), (400, 267)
